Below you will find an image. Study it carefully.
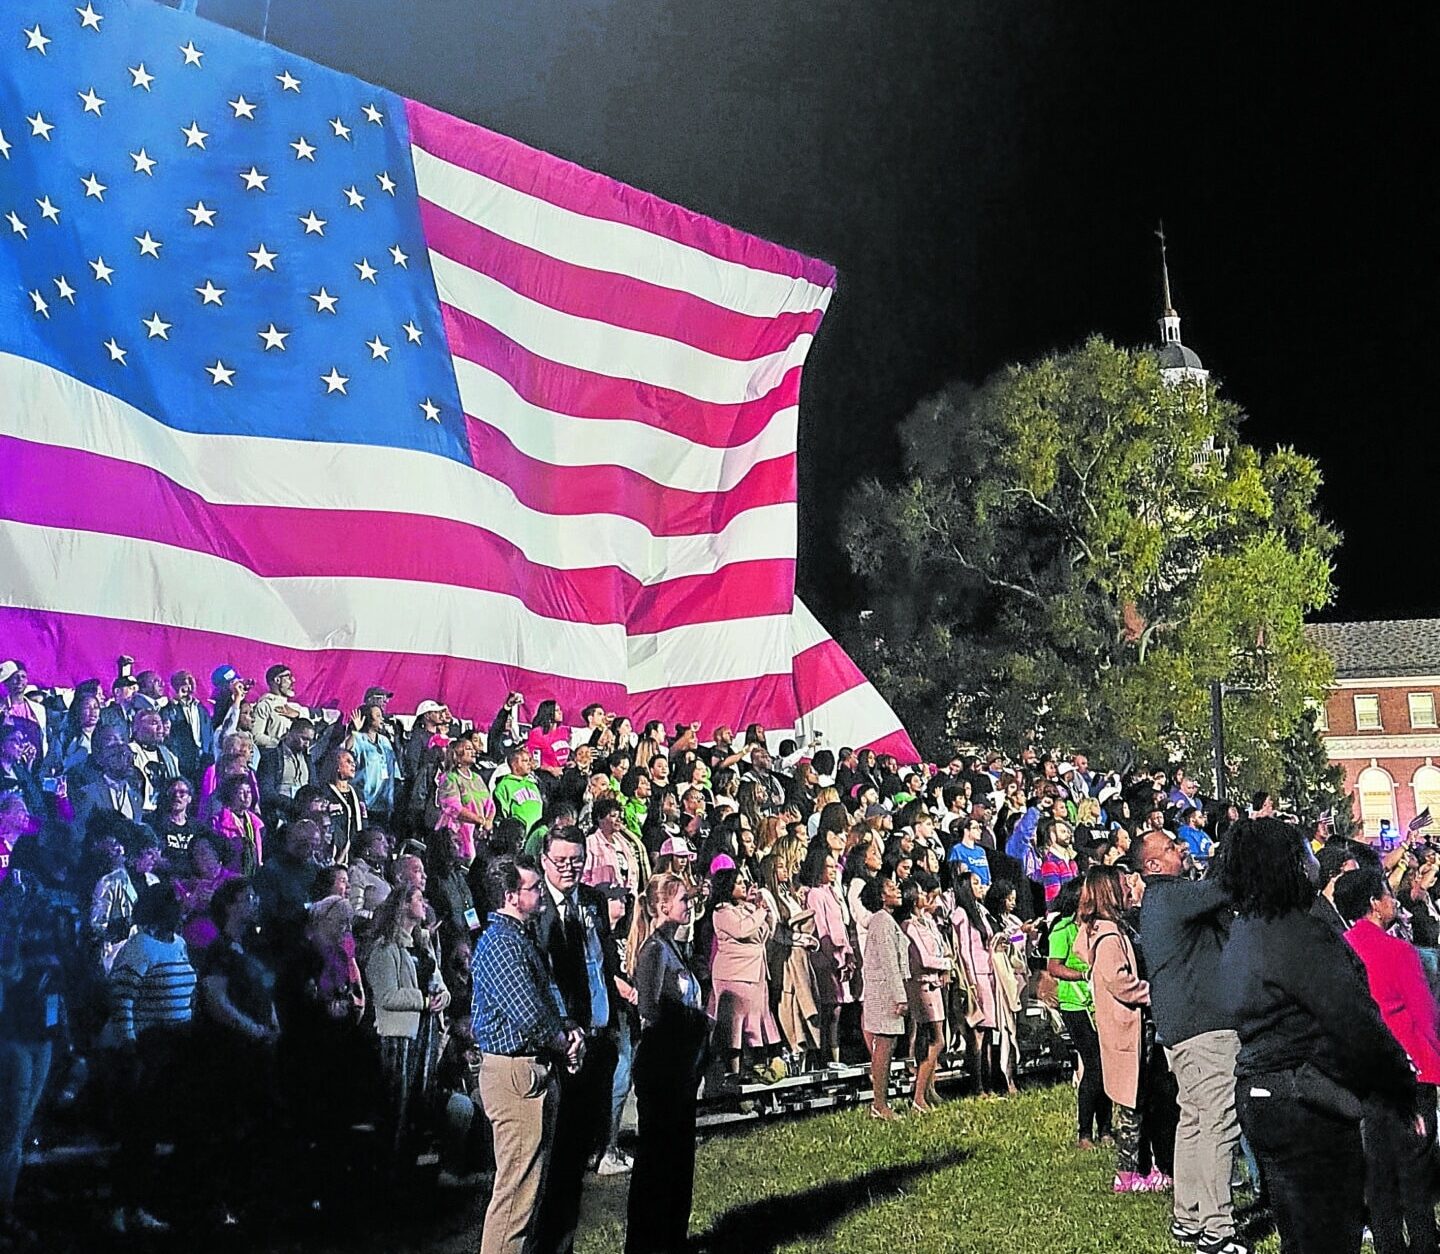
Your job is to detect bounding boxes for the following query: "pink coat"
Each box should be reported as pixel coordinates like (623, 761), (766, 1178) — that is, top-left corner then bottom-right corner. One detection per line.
(1077, 918), (1150, 1108)
(904, 915), (949, 1024)
(710, 902), (772, 984)
(805, 884), (855, 1006)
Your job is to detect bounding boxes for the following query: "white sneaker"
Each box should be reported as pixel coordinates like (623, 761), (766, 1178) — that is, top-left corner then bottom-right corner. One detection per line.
(596, 1148), (633, 1176)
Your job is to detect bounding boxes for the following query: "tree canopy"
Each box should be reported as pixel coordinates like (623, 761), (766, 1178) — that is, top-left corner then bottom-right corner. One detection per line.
(841, 336), (1338, 796)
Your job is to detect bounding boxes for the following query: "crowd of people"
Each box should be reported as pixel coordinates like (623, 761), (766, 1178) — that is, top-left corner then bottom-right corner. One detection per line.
(1, 653), (1438, 1254)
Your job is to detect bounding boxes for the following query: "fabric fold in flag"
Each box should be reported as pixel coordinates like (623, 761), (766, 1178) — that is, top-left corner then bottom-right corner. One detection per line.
(0, 0), (914, 757)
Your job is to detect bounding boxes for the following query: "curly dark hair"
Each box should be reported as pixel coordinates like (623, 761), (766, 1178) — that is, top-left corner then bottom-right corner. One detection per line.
(1218, 817), (1314, 919)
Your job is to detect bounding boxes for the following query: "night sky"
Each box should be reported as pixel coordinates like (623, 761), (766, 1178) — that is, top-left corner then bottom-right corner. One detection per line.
(202, 0), (1438, 627)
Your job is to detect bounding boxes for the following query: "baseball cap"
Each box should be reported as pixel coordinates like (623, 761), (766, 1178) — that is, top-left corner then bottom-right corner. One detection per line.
(211, 664), (239, 687)
(414, 699), (446, 717)
(864, 803), (889, 820)
(659, 835), (696, 860)
(0, 661), (18, 684)
(364, 685), (395, 703)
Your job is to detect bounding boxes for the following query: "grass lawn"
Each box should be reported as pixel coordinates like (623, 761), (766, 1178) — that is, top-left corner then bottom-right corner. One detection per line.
(577, 1083), (1277, 1254)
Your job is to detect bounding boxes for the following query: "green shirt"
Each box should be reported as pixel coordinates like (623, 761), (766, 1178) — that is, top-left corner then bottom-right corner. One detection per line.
(1046, 915), (1093, 1013)
(494, 773), (544, 834)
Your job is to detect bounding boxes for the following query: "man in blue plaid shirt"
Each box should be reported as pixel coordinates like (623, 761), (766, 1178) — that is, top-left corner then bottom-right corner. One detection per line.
(470, 855), (585, 1254)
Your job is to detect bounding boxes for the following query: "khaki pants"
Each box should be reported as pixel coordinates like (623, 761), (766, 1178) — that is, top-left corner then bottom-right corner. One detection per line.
(476, 1053), (559, 1254)
(1166, 1029), (1241, 1239)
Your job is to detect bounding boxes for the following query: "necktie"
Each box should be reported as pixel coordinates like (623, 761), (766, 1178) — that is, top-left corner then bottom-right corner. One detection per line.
(558, 894), (589, 1027)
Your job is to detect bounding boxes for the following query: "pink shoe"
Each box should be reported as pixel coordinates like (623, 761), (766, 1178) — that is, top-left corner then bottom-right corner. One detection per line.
(1140, 1169), (1173, 1192)
(1112, 1171), (1148, 1194)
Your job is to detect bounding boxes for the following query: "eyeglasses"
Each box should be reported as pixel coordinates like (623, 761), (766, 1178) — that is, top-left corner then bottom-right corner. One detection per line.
(545, 854), (585, 869)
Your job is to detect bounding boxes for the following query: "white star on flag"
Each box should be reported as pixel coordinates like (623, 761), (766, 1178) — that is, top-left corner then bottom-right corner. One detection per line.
(53, 275), (76, 304)
(36, 197), (60, 224)
(80, 173), (106, 200)
(142, 312), (171, 339)
(330, 117), (351, 141)
(362, 103), (384, 125)
(291, 136), (316, 161)
(240, 166), (269, 191)
(258, 324), (289, 351)
(28, 113), (54, 141)
(6, 212), (27, 238)
(76, 4), (103, 32)
(419, 398), (441, 422)
(321, 367), (349, 394)
(130, 148), (157, 175)
(181, 121), (208, 149)
(248, 243), (278, 271)
(78, 87), (105, 115)
(229, 96), (258, 120)
(343, 185), (365, 210)
(24, 25), (51, 54)
(195, 280), (225, 306)
(389, 245), (408, 268)
(187, 201), (218, 227)
(89, 256), (113, 283)
(354, 258), (377, 283)
(366, 335), (391, 361)
(299, 210), (326, 236)
(309, 287), (338, 314)
(377, 171), (396, 194)
(129, 63), (155, 90)
(0, 128), (10, 159)
(134, 231), (162, 258)
(276, 69), (301, 92)
(28, 290), (49, 318)
(206, 360), (236, 386)
(402, 321), (422, 344)
(104, 339), (128, 365)
(179, 41), (204, 67)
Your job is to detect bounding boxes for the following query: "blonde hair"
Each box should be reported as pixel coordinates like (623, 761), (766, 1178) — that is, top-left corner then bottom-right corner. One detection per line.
(633, 740), (656, 770)
(814, 786), (840, 812)
(628, 871), (687, 977)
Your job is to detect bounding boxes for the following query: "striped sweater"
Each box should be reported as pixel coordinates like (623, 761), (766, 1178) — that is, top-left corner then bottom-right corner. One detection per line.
(107, 931), (197, 1042)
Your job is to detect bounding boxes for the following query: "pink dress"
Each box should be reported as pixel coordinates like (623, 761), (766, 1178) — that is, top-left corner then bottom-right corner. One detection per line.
(953, 908), (999, 1030)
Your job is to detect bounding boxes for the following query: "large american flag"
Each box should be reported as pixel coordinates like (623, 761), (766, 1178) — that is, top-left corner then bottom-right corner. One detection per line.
(0, 0), (918, 760)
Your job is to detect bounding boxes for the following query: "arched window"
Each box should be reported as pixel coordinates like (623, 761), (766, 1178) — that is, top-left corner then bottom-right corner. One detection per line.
(1413, 763), (1440, 826)
(1357, 764), (1397, 840)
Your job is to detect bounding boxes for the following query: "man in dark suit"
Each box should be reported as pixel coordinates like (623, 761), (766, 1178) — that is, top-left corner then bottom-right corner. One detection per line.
(532, 825), (624, 1254)
(162, 669), (214, 781)
(68, 725), (146, 836)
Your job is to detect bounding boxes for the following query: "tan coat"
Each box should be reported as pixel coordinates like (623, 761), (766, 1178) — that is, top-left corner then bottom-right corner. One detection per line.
(1077, 918), (1150, 1108)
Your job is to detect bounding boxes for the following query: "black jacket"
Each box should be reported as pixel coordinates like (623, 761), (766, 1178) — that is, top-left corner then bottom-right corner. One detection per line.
(533, 880), (621, 1033)
(1137, 875), (1234, 1047)
(1222, 907), (1414, 1102)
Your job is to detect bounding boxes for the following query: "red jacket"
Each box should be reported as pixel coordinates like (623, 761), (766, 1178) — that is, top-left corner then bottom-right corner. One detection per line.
(1344, 918), (1440, 1084)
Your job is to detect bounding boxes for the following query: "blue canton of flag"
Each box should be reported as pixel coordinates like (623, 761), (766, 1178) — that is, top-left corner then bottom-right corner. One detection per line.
(0, 0), (467, 461)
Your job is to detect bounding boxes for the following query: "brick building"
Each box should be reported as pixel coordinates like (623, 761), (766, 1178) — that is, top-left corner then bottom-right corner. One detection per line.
(1307, 619), (1440, 839)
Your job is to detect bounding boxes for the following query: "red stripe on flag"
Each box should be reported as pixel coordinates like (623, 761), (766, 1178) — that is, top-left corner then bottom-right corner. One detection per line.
(418, 199), (825, 359)
(439, 303), (803, 450)
(0, 436), (796, 631)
